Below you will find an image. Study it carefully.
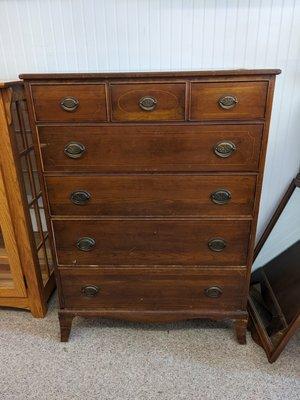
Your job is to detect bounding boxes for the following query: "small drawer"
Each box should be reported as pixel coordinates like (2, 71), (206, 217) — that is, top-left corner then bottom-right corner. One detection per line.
(46, 174), (256, 217)
(31, 84), (107, 122)
(59, 267), (246, 310)
(53, 219), (251, 266)
(110, 83), (186, 121)
(38, 124), (263, 173)
(190, 81), (268, 120)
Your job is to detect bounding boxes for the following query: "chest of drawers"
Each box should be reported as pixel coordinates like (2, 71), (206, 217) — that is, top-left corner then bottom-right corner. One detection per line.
(21, 69), (280, 342)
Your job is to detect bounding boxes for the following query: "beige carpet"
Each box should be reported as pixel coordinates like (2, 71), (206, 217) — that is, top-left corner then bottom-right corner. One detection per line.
(0, 293), (299, 400)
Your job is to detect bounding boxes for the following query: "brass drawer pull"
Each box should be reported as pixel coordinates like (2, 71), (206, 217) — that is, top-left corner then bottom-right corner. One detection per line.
(204, 286), (223, 298)
(139, 96), (157, 111)
(64, 142), (86, 159)
(60, 96), (79, 112)
(81, 285), (99, 297)
(218, 95), (238, 110)
(76, 237), (96, 252)
(70, 190), (91, 205)
(214, 141), (236, 158)
(211, 189), (231, 205)
(208, 238), (227, 252)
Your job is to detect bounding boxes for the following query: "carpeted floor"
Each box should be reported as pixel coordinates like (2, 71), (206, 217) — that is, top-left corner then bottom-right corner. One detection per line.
(0, 293), (299, 400)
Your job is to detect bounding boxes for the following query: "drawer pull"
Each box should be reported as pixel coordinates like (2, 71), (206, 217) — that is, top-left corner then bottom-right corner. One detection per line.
(76, 237), (96, 252)
(204, 286), (223, 298)
(70, 190), (91, 205)
(60, 96), (79, 112)
(214, 141), (236, 158)
(208, 238), (227, 252)
(64, 142), (86, 159)
(211, 189), (231, 205)
(139, 96), (157, 111)
(218, 95), (238, 110)
(81, 285), (99, 297)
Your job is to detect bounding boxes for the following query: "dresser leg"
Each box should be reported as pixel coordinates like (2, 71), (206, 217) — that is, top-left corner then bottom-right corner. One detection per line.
(59, 313), (74, 342)
(234, 318), (248, 344)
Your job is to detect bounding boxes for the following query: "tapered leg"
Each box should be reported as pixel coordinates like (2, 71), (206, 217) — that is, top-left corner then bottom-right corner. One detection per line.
(59, 313), (75, 342)
(234, 318), (248, 344)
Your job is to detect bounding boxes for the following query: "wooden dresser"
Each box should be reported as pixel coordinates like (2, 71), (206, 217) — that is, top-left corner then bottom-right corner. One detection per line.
(20, 70), (280, 342)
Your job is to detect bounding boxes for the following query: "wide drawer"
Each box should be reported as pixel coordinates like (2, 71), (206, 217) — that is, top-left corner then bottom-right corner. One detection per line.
(46, 174), (256, 217)
(59, 267), (246, 310)
(110, 83), (186, 121)
(31, 84), (107, 122)
(53, 219), (251, 266)
(39, 124), (263, 172)
(190, 81), (268, 120)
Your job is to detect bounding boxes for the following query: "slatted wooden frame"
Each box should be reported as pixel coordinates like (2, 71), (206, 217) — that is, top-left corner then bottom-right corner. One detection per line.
(0, 81), (55, 317)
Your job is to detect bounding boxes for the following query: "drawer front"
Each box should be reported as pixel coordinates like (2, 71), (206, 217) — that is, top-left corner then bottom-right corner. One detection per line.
(110, 83), (186, 121)
(31, 84), (107, 122)
(46, 175), (256, 217)
(190, 82), (268, 120)
(39, 125), (262, 172)
(53, 219), (250, 266)
(59, 267), (246, 310)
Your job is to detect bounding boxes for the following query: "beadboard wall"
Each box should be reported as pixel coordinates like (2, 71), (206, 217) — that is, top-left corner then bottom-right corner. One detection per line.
(253, 187), (300, 270)
(0, 0), (299, 243)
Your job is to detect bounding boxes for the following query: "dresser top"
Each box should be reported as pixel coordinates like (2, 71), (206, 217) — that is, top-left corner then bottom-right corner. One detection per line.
(19, 69), (281, 80)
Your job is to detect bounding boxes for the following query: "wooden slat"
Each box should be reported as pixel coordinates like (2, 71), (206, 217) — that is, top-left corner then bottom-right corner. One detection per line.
(0, 83), (51, 316)
(0, 165), (26, 296)
(0, 296), (29, 309)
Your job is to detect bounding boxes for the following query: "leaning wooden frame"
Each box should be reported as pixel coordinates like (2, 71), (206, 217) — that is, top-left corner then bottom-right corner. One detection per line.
(248, 173), (300, 362)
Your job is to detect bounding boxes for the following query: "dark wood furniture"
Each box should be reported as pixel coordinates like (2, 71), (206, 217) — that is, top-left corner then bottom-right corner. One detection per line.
(20, 70), (280, 340)
(248, 174), (300, 362)
(0, 81), (55, 316)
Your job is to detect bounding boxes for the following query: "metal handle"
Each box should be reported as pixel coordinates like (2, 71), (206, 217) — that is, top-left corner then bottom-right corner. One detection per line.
(208, 238), (227, 252)
(81, 285), (99, 297)
(60, 96), (79, 112)
(139, 96), (157, 111)
(218, 95), (238, 110)
(204, 286), (223, 298)
(214, 141), (236, 158)
(70, 190), (91, 205)
(211, 189), (231, 205)
(76, 237), (96, 252)
(64, 142), (86, 159)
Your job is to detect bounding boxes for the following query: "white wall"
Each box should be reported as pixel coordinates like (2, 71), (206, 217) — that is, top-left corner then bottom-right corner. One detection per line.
(0, 0), (299, 239)
(252, 187), (300, 269)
